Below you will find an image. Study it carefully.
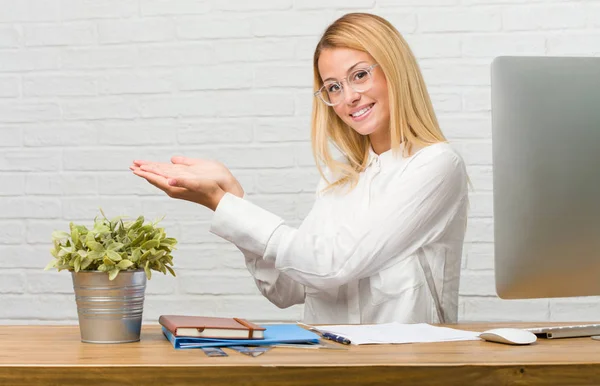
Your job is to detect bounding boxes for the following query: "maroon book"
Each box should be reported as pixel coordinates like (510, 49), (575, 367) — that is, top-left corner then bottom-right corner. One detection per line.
(158, 315), (266, 339)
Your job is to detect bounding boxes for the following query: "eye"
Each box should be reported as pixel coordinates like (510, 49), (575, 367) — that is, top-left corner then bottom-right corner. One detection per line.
(352, 70), (369, 82)
(326, 82), (341, 93)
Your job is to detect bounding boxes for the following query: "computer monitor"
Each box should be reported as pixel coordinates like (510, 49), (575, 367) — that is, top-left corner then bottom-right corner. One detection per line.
(491, 56), (600, 299)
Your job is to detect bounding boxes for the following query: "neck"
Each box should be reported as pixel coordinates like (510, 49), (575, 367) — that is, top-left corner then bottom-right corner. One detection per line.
(369, 131), (392, 155)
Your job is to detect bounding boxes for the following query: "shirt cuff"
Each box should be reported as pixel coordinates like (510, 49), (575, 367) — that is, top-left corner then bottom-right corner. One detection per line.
(263, 225), (286, 263)
(209, 192), (284, 258)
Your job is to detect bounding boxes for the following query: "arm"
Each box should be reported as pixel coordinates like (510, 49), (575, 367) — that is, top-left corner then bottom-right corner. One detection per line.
(234, 194), (305, 309)
(210, 147), (468, 291)
(238, 246), (305, 309)
(130, 157), (304, 306)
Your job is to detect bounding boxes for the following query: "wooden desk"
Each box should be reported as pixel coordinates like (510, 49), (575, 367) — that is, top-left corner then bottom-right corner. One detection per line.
(1, 323), (600, 385)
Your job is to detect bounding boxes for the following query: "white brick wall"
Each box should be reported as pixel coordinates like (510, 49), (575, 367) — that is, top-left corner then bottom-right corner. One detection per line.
(1, 0), (600, 325)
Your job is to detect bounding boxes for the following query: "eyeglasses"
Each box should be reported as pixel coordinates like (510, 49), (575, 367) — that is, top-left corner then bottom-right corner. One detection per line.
(314, 63), (379, 107)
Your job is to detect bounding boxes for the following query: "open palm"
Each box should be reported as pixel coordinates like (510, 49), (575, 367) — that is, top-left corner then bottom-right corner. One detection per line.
(132, 156), (244, 198)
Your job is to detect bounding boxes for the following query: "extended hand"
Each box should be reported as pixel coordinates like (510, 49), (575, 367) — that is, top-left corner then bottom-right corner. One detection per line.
(131, 156), (244, 198)
(130, 156), (237, 211)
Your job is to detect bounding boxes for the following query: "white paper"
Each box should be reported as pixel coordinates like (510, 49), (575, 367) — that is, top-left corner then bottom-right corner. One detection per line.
(316, 322), (481, 345)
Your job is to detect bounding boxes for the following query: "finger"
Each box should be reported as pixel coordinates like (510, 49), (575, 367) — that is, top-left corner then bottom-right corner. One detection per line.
(132, 159), (154, 166)
(133, 170), (187, 197)
(140, 164), (188, 179)
(171, 156), (197, 166)
(133, 169), (171, 191)
(132, 169), (167, 187)
(167, 177), (201, 191)
(139, 164), (166, 177)
(130, 165), (145, 173)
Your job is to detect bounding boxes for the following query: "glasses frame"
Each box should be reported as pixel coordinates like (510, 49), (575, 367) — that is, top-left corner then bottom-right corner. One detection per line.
(314, 63), (379, 107)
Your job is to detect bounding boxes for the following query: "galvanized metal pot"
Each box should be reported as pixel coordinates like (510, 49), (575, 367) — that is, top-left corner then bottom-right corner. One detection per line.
(71, 270), (146, 344)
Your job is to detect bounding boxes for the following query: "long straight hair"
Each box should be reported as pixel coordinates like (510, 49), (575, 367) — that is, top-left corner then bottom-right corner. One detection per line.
(312, 13), (447, 193)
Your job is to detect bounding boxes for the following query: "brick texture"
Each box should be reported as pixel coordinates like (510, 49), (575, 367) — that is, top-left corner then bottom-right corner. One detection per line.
(2, 0), (599, 324)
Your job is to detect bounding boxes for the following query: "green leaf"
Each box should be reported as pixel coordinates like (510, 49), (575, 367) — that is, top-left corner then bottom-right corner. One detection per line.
(93, 222), (110, 234)
(44, 260), (57, 271)
(80, 257), (92, 270)
(165, 265), (176, 277)
(130, 248), (141, 263)
(150, 250), (166, 260)
(87, 240), (104, 252)
(71, 226), (80, 246)
(141, 240), (159, 250)
(144, 261), (152, 280)
(105, 250), (122, 262)
(128, 216), (144, 231)
(74, 256), (81, 272)
(110, 215), (125, 231)
(108, 268), (120, 281)
(52, 231), (70, 240)
(85, 232), (95, 244)
(130, 233), (145, 248)
(117, 260), (134, 269)
(107, 242), (124, 252)
(88, 250), (103, 260)
(163, 255), (173, 265)
(103, 256), (115, 267)
(56, 263), (70, 272)
(160, 238), (178, 246)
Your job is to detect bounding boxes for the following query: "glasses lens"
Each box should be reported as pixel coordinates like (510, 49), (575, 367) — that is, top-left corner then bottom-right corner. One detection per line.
(349, 69), (373, 92)
(322, 82), (342, 106)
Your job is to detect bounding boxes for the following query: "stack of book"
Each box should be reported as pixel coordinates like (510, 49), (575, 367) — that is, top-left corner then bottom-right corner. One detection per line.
(159, 315), (320, 349)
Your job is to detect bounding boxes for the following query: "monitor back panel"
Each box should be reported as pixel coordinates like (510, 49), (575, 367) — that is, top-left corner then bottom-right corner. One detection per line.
(491, 56), (600, 299)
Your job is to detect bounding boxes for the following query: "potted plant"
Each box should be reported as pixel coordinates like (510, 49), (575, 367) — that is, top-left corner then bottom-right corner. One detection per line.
(45, 209), (177, 344)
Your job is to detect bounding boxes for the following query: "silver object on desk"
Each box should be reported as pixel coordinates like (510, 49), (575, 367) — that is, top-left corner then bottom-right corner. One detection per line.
(525, 324), (600, 339)
(72, 270), (146, 344)
(491, 56), (600, 300)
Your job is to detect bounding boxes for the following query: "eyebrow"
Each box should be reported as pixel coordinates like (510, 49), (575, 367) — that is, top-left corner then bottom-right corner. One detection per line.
(322, 61), (368, 83)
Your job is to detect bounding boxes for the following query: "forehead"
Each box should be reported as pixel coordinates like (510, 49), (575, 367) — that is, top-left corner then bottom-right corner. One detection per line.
(317, 47), (373, 80)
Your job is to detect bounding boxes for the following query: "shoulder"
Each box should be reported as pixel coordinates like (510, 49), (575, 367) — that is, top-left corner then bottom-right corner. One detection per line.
(405, 142), (466, 175)
(395, 142), (468, 194)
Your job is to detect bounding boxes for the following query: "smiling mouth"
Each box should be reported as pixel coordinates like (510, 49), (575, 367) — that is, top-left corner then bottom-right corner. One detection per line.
(350, 103), (374, 118)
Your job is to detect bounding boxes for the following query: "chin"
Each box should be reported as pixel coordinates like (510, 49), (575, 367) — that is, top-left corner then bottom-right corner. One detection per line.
(348, 123), (379, 137)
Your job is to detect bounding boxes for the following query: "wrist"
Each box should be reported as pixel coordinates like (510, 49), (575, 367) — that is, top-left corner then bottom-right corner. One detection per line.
(209, 188), (226, 212)
(225, 179), (244, 198)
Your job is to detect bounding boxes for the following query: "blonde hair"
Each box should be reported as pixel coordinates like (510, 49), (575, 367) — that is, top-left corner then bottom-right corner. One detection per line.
(312, 13), (447, 193)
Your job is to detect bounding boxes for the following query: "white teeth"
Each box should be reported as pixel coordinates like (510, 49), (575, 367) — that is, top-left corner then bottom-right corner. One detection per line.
(351, 104), (373, 118)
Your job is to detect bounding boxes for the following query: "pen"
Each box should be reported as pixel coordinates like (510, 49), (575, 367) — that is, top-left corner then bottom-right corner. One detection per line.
(296, 322), (352, 345)
(321, 332), (351, 345)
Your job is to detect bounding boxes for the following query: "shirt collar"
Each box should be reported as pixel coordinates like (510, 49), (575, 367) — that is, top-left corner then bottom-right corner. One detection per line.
(366, 143), (404, 170)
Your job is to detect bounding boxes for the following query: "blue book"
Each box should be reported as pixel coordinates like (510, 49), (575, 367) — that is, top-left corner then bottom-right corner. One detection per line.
(162, 324), (320, 349)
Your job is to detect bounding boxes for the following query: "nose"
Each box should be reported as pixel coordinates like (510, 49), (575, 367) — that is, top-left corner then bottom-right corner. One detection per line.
(343, 84), (361, 106)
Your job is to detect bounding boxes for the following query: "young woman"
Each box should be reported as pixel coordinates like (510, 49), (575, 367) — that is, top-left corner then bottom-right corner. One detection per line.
(130, 13), (469, 325)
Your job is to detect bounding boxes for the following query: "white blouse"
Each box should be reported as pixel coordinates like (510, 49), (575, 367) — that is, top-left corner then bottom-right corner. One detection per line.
(210, 142), (469, 324)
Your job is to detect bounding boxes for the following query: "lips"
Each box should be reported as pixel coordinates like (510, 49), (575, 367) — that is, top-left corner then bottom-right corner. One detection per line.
(349, 103), (375, 122)
(350, 103), (374, 118)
